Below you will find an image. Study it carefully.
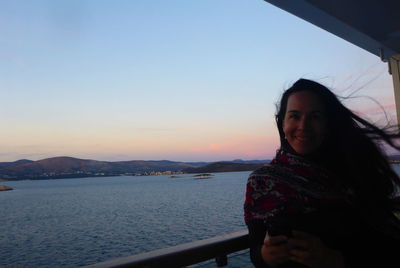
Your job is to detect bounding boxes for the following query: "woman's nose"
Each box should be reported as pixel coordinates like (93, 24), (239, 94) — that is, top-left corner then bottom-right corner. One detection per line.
(298, 116), (310, 129)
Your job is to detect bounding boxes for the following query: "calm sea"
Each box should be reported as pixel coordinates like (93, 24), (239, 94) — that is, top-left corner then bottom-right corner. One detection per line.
(0, 171), (251, 268)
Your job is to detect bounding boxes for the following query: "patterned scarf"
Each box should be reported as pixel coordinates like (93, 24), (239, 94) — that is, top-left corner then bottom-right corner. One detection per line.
(244, 149), (350, 225)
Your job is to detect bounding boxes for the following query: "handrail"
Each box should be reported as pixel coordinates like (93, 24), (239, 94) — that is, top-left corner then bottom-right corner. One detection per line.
(83, 229), (249, 268)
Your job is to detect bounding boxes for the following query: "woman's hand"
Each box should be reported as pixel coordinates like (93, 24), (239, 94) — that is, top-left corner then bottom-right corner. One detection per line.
(288, 231), (345, 268)
(261, 233), (290, 266)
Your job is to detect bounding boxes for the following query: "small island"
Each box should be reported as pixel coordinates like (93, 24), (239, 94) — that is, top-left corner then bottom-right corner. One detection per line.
(193, 173), (214, 179)
(0, 185), (13, 191)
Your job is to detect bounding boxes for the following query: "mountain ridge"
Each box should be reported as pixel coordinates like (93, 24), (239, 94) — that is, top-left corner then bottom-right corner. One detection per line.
(183, 162), (266, 173)
(0, 156), (270, 181)
(2, 154), (399, 181)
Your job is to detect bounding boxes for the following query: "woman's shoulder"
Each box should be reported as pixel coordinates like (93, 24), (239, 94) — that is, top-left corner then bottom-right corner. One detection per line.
(250, 163), (274, 175)
(246, 163), (289, 192)
(247, 163), (279, 182)
(248, 158), (290, 180)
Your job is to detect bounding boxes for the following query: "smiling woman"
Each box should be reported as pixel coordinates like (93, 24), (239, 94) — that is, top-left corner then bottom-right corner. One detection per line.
(282, 90), (327, 155)
(244, 79), (400, 268)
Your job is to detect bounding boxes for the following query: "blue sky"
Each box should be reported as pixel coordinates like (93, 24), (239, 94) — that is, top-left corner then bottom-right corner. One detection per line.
(0, 0), (396, 162)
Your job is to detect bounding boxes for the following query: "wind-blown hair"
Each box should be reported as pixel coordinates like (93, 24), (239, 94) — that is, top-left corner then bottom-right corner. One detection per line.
(275, 79), (400, 214)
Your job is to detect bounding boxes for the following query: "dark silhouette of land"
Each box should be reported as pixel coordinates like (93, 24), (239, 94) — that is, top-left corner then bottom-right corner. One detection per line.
(0, 157), (269, 181)
(183, 162), (265, 173)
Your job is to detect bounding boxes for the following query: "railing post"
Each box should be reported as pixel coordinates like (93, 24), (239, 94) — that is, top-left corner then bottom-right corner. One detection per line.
(215, 255), (228, 267)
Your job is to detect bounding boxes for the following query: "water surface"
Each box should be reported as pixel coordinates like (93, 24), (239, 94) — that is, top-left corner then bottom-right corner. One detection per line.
(1, 172), (250, 267)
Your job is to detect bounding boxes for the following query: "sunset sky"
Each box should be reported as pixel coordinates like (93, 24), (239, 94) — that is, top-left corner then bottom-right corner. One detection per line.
(0, 0), (397, 162)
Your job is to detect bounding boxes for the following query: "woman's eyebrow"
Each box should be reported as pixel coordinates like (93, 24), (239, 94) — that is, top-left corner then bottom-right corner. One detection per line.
(287, 110), (324, 114)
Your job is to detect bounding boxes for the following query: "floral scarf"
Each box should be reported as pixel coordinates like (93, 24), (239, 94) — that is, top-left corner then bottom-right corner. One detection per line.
(244, 149), (349, 225)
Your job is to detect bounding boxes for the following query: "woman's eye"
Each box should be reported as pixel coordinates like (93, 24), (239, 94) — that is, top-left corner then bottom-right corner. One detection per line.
(312, 113), (324, 120)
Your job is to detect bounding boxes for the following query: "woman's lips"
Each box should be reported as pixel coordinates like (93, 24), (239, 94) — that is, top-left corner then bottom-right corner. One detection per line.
(294, 135), (312, 142)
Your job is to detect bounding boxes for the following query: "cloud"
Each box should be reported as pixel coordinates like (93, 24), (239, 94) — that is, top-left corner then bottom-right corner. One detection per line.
(189, 143), (224, 152)
(187, 134), (280, 159)
(134, 127), (179, 132)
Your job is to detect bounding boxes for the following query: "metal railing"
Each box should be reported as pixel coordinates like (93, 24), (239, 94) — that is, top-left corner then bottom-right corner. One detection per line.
(83, 229), (249, 268)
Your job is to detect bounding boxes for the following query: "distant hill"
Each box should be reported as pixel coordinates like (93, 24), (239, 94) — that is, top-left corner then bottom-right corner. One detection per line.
(0, 157), (270, 181)
(0, 157), (202, 180)
(0, 159), (34, 169)
(224, 159), (269, 164)
(182, 162), (266, 173)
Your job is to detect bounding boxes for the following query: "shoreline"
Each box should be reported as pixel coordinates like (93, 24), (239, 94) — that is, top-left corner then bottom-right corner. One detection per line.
(0, 170), (252, 182)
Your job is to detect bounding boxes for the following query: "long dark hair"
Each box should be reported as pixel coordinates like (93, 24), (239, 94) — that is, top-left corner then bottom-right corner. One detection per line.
(276, 79), (400, 213)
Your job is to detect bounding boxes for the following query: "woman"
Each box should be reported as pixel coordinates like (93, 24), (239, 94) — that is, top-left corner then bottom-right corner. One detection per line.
(244, 79), (400, 268)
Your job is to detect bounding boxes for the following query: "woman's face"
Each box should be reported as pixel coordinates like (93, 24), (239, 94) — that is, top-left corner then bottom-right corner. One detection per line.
(282, 90), (327, 155)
